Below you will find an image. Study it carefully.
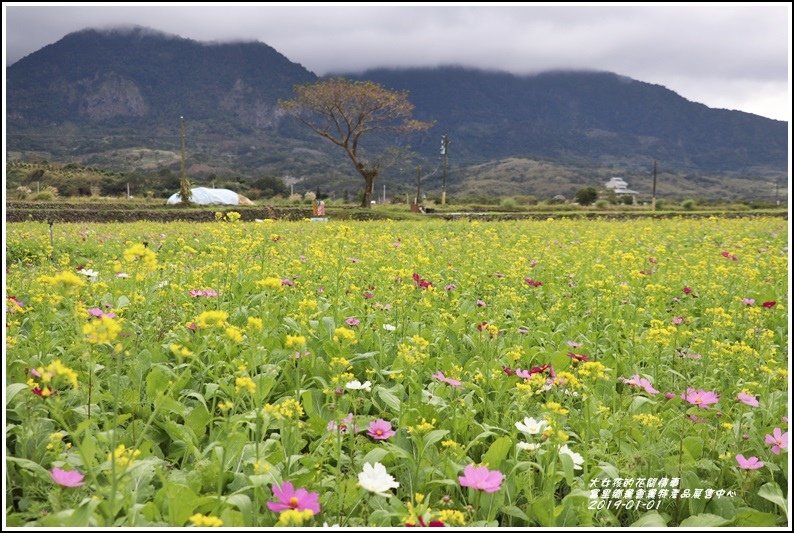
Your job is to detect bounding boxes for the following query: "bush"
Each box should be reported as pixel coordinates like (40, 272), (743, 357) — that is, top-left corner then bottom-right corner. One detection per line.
(304, 191), (317, 203)
(574, 187), (599, 206)
(681, 199), (696, 210)
(500, 197), (517, 209)
(513, 195), (538, 206)
(594, 199), (610, 209)
(31, 191), (56, 201)
(288, 193), (302, 204)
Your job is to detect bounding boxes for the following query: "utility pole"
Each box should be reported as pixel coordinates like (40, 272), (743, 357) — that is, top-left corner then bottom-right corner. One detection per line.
(651, 160), (657, 211)
(179, 116), (191, 205)
(440, 134), (449, 206)
(416, 166), (422, 204)
(383, 184), (386, 204)
(775, 178), (780, 206)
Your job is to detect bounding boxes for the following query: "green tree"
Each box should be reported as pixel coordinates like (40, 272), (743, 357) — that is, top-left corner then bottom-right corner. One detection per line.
(280, 78), (431, 208)
(575, 187), (599, 206)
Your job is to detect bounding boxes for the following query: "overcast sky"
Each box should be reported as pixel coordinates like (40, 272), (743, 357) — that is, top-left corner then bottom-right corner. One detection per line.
(4, 4), (791, 121)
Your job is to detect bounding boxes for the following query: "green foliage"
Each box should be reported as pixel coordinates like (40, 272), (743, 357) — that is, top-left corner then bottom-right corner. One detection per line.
(575, 187), (599, 206)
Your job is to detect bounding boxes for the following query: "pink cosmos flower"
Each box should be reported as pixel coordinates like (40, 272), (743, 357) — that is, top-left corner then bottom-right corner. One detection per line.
(672, 316), (684, 325)
(476, 299), (487, 307)
(682, 287), (693, 295)
(328, 413), (358, 433)
(736, 454), (764, 470)
(189, 289), (219, 297)
(267, 481), (320, 514)
(50, 467), (85, 487)
(458, 465), (503, 493)
(566, 340), (582, 348)
(281, 279), (294, 287)
(764, 428), (788, 455)
(432, 371), (462, 388)
(742, 298), (756, 306)
(517, 326), (529, 335)
(736, 392), (759, 408)
(620, 374), (659, 396)
(664, 392), (676, 400)
(762, 301), (776, 308)
(367, 419), (395, 440)
(363, 291), (374, 299)
(682, 388), (719, 409)
(345, 317), (360, 327)
(444, 284), (456, 291)
(88, 307), (117, 319)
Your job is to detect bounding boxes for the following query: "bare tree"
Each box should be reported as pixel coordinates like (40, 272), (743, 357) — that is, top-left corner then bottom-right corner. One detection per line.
(280, 78), (431, 207)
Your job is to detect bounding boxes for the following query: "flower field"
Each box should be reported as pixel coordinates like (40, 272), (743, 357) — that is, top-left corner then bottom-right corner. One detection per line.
(4, 217), (789, 527)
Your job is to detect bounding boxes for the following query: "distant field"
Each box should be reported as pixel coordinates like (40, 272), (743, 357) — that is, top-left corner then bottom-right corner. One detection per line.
(5, 218), (788, 526)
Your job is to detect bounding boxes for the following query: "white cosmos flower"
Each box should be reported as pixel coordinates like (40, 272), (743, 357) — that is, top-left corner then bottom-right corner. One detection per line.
(345, 380), (372, 392)
(515, 416), (548, 436)
(517, 441), (541, 452)
(77, 268), (99, 281)
(383, 324), (396, 332)
(358, 462), (400, 497)
(559, 444), (584, 471)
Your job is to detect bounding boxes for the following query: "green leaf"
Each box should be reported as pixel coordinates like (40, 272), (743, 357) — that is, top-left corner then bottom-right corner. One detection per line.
(628, 395), (656, 413)
(65, 496), (102, 526)
(145, 365), (173, 401)
(558, 452), (574, 485)
(679, 513), (732, 527)
(185, 404), (211, 440)
(376, 386), (401, 413)
(6, 383), (29, 405)
(422, 429), (449, 453)
(758, 482), (788, 519)
(531, 495), (554, 526)
(482, 436), (512, 470)
(6, 456), (51, 480)
(501, 505), (528, 521)
(734, 507), (781, 526)
(682, 436), (703, 460)
(362, 447), (390, 466)
(631, 511), (668, 527)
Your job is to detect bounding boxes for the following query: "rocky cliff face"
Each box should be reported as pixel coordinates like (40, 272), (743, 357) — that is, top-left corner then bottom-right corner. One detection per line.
(78, 74), (148, 120)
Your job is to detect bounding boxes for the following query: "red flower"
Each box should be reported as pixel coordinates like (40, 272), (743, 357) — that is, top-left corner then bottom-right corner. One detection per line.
(762, 301), (776, 308)
(524, 278), (543, 287)
(502, 366), (515, 376)
(682, 287), (693, 295)
(567, 352), (589, 363)
(412, 272), (432, 289)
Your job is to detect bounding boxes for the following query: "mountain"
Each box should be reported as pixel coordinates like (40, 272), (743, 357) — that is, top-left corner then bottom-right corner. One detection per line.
(6, 27), (788, 200)
(8, 26), (316, 128)
(349, 67), (787, 173)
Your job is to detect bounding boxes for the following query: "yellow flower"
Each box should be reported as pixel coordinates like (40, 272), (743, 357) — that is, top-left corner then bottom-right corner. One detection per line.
(285, 334), (307, 348)
(276, 508), (314, 526)
(38, 271), (85, 294)
(189, 513), (223, 527)
(543, 402), (569, 416)
(439, 510), (466, 526)
(235, 376), (256, 394)
(122, 243), (157, 271)
(407, 418), (436, 434)
(218, 400), (234, 412)
(195, 310), (229, 329)
(578, 361), (608, 380)
(333, 327), (357, 344)
(83, 316), (122, 344)
(108, 444), (141, 468)
(170, 343), (193, 358)
(632, 414), (663, 429)
(247, 317), (264, 331)
(225, 325), (244, 343)
(257, 277), (283, 290)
